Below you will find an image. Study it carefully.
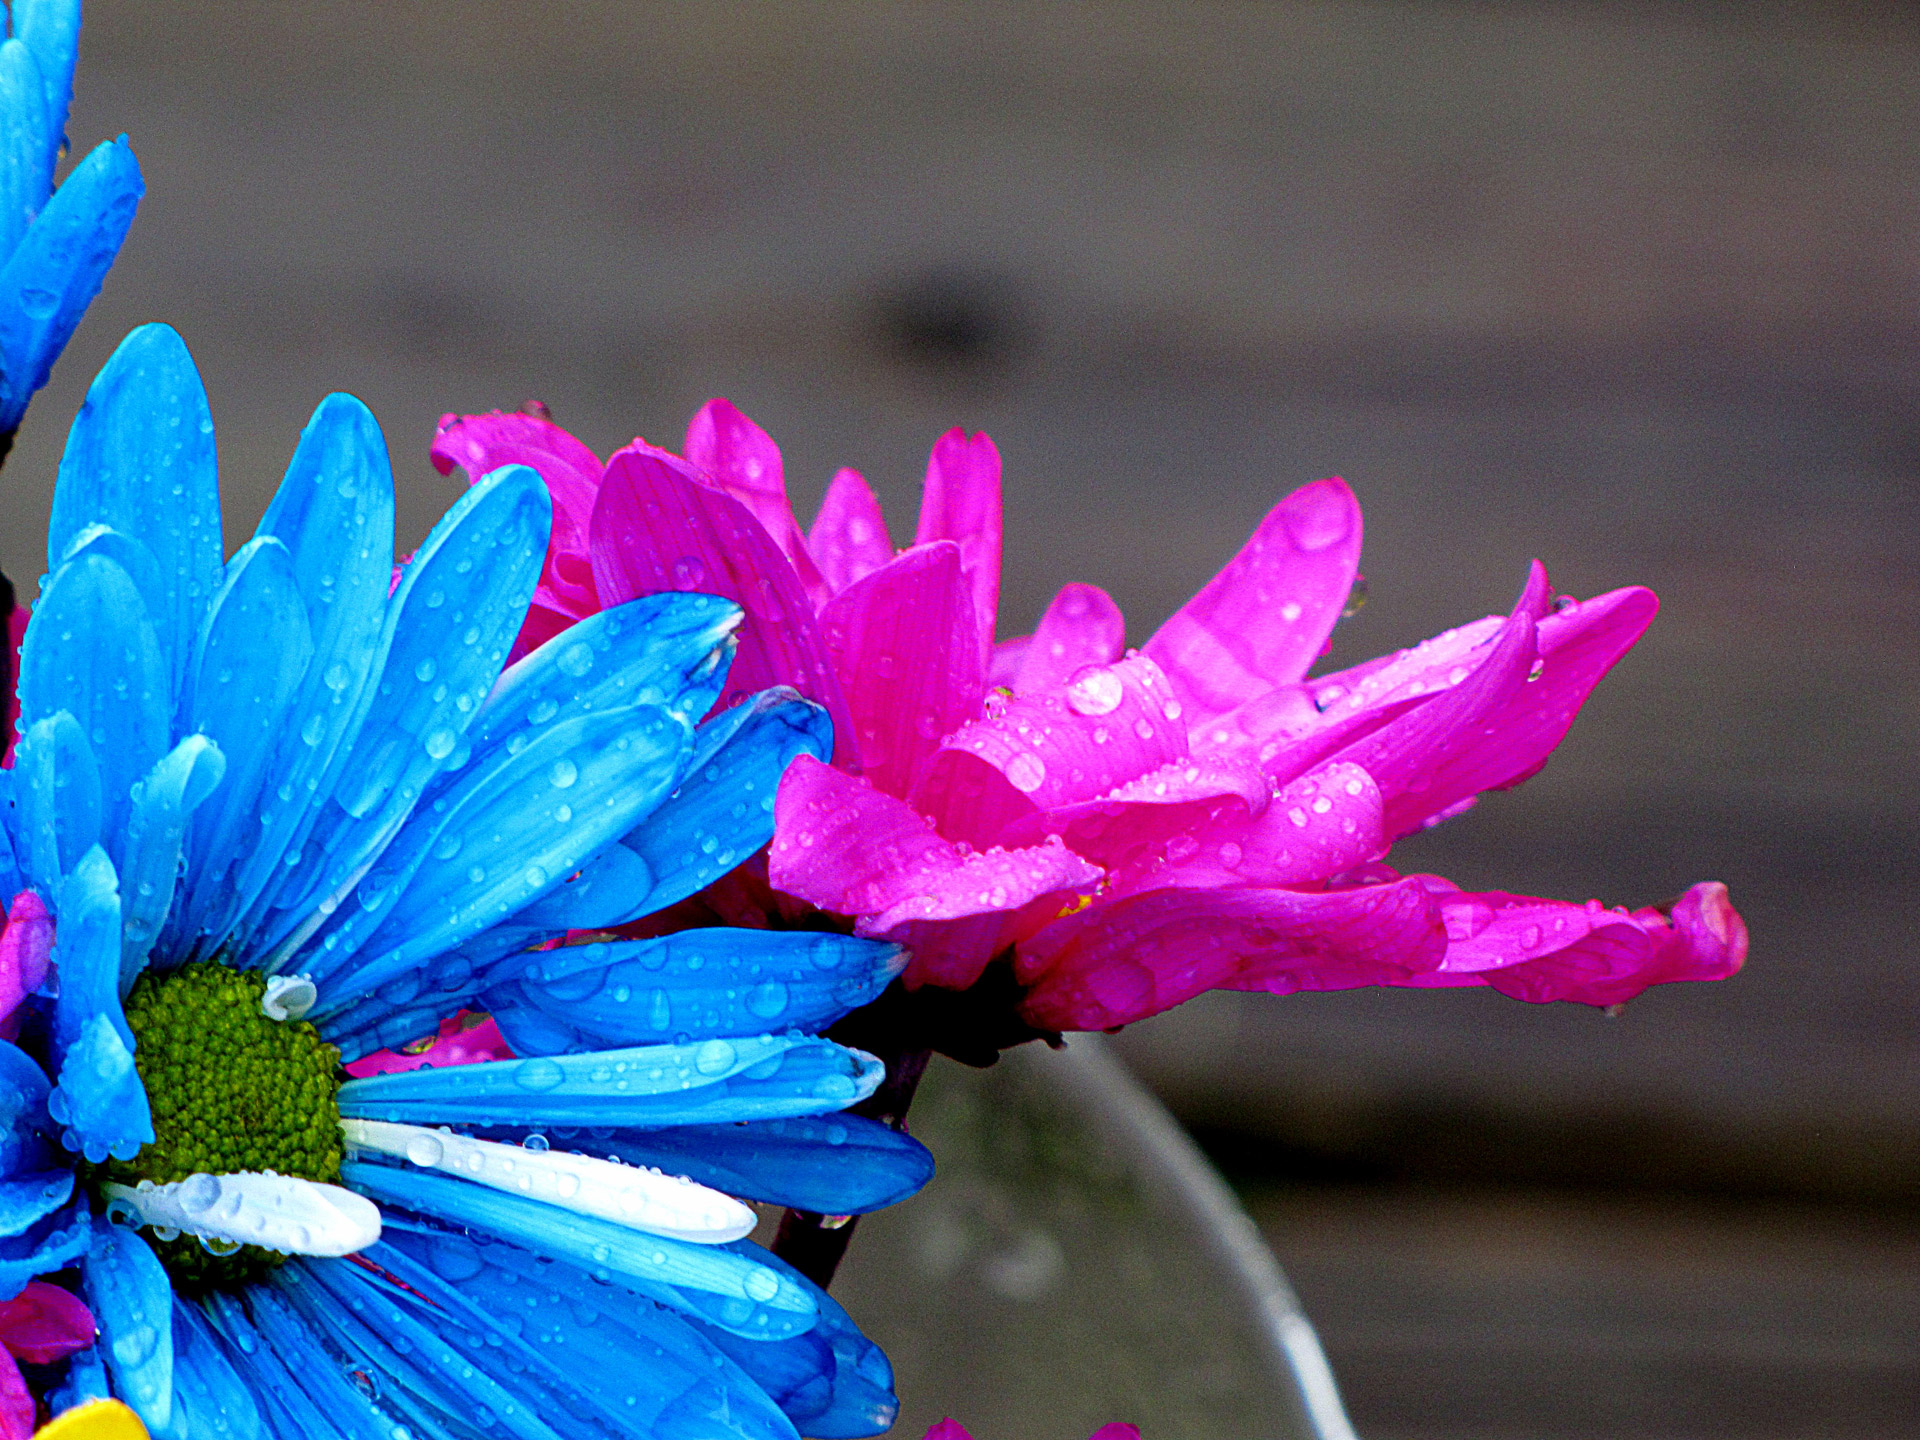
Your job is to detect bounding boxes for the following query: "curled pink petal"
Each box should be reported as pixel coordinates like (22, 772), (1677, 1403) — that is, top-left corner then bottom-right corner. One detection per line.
(1012, 583), (1127, 694)
(1145, 477), (1363, 721)
(1018, 875), (1445, 1030)
(684, 398), (826, 598)
(0, 892), (51, 1040)
(914, 429), (1003, 666)
(589, 442), (856, 762)
(913, 655), (1188, 848)
(0, 1282), (95, 1365)
(1088, 1428), (1143, 1440)
(819, 542), (983, 798)
(921, 1424), (972, 1440)
(986, 636), (1028, 687)
(809, 466), (894, 596)
(344, 1011), (514, 1078)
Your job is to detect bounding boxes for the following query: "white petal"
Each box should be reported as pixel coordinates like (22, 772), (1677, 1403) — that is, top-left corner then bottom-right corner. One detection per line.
(340, 1118), (756, 1244)
(260, 974), (318, 1021)
(102, 1172), (381, 1257)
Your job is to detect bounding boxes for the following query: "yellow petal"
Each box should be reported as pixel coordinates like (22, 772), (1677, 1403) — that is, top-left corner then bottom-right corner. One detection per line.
(35, 1400), (149, 1440)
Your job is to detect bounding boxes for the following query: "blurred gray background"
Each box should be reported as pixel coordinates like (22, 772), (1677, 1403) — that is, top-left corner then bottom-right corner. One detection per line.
(6, 3), (1918, 1435)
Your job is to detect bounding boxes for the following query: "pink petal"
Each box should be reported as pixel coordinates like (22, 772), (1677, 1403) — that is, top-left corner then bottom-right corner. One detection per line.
(770, 756), (1100, 989)
(911, 655), (1188, 849)
(913, 429), (1002, 665)
(809, 467), (894, 596)
(1474, 881), (1747, 1006)
(0, 892), (51, 1040)
(1307, 614), (1507, 718)
(1087, 1428), (1143, 1440)
(922, 1423), (972, 1440)
(1119, 760), (1385, 895)
(998, 756), (1267, 883)
(683, 399), (827, 598)
(0, 1348), (28, 1440)
(431, 410), (604, 619)
(1329, 567), (1546, 837)
(589, 442), (856, 763)
(817, 542), (983, 798)
(345, 1011), (514, 1078)
(0, 1282), (94, 1365)
(1017, 874), (1445, 1030)
(1144, 477), (1364, 721)
(986, 636), (1028, 687)
(1012, 583), (1126, 693)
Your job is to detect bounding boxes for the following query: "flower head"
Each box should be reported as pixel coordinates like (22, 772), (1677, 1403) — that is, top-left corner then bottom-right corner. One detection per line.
(434, 402), (1745, 1039)
(0, 0), (142, 439)
(0, 328), (925, 1439)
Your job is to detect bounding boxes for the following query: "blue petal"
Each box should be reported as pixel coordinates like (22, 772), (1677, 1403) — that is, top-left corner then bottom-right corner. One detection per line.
(167, 1297), (264, 1440)
(47, 1342), (111, 1417)
(0, 1037), (55, 1178)
(17, 553), (166, 844)
(457, 592), (740, 767)
(0, 1167), (71, 1236)
(82, 1223), (174, 1434)
(484, 929), (905, 1053)
(316, 924), (544, 1062)
(590, 1114), (934, 1216)
(263, 464), (551, 943)
(49, 324), (223, 699)
(211, 393), (393, 961)
(376, 1223), (801, 1440)
(168, 537), (314, 958)
(336, 1034), (883, 1129)
(11, 0), (78, 172)
(47, 847), (151, 1162)
(299, 703), (692, 1010)
(205, 1285), (422, 1440)
(275, 1257), (561, 1440)
(615, 688), (833, 922)
(0, 40), (53, 259)
(8, 711), (100, 892)
(0, 777), (22, 901)
(116, 736), (224, 989)
(713, 1242), (899, 1440)
(0, 1194), (86, 1300)
(341, 1162), (819, 1342)
(0, 136), (142, 430)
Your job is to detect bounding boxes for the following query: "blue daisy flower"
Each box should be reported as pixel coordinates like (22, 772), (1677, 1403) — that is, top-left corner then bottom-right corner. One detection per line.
(0, 0), (143, 442)
(0, 324), (932, 1439)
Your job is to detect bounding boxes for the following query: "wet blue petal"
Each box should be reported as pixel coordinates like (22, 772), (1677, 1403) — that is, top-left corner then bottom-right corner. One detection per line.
(205, 1286), (415, 1440)
(376, 1224), (800, 1440)
(713, 1242), (899, 1440)
(167, 1296), (264, 1440)
(617, 688), (832, 921)
(0, 779), (22, 900)
(0, 1194), (86, 1299)
(47, 847), (151, 1162)
(116, 736), (223, 989)
(341, 1161), (818, 1343)
(336, 1034), (883, 1129)
(0, 40), (52, 259)
(592, 1114), (934, 1216)
(48, 324), (222, 697)
(485, 930), (905, 1053)
(8, 712), (100, 892)
(17, 553), (166, 844)
(168, 537), (313, 957)
(212, 393), (394, 961)
(456, 592), (740, 768)
(12, 0), (78, 172)
(300, 703), (692, 1010)
(500, 838), (652, 934)
(47, 1342), (111, 1416)
(0, 136), (141, 431)
(82, 1222), (174, 1435)
(0, 1037), (54, 1169)
(316, 925), (542, 1062)
(263, 465), (550, 947)
(0, 1167), (70, 1237)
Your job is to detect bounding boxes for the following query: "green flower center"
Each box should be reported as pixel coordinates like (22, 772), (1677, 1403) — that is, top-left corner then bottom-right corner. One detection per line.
(94, 964), (345, 1291)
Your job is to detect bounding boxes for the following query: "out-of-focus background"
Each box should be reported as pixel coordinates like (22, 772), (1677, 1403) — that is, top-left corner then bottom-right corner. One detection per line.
(8, 3), (1919, 1435)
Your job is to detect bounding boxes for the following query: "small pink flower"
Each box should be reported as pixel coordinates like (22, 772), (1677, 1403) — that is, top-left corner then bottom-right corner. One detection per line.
(434, 403), (1745, 1035)
(0, 1282), (93, 1440)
